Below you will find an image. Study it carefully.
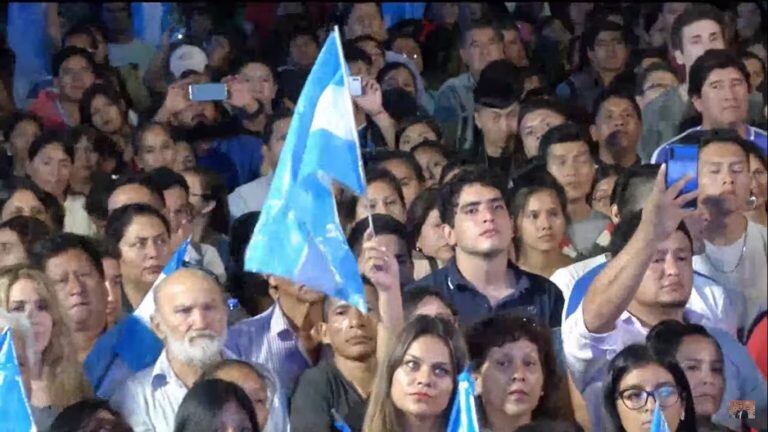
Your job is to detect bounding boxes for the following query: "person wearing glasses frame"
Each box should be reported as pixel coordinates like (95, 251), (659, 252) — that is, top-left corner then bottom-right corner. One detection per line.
(603, 344), (697, 432)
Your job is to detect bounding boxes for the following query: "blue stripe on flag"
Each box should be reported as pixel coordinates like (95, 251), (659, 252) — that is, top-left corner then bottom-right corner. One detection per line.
(447, 367), (480, 432)
(0, 329), (35, 431)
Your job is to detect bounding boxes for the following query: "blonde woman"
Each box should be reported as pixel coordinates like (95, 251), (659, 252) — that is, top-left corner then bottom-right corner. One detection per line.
(0, 265), (91, 416)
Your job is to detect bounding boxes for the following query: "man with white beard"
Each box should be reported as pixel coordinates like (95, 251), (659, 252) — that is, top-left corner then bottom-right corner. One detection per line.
(110, 268), (231, 432)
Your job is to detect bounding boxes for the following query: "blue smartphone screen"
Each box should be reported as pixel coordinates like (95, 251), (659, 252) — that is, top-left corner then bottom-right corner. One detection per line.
(666, 144), (698, 207)
(189, 83), (227, 102)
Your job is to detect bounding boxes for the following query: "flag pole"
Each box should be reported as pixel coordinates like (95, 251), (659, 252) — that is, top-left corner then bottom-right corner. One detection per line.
(333, 24), (376, 237)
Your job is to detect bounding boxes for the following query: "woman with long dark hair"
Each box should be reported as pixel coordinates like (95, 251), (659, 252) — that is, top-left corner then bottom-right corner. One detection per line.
(174, 378), (260, 432)
(604, 344), (698, 432)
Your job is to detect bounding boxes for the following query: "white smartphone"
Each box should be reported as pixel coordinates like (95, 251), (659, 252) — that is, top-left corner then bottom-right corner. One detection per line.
(349, 76), (362, 97)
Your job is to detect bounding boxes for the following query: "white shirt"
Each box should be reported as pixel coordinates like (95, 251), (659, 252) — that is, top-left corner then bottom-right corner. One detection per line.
(109, 350), (189, 432)
(550, 253), (608, 308)
(552, 254), (742, 337)
(694, 220), (768, 331)
(228, 172), (274, 221)
(63, 194), (98, 236)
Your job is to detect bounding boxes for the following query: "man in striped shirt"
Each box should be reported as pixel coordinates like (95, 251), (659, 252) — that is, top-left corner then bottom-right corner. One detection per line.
(651, 49), (767, 164)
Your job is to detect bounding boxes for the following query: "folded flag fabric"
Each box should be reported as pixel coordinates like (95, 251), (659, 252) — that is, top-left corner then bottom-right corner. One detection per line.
(0, 328), (36, 432)
(244, 27), (368, 313)
(446, 367), (480, 432)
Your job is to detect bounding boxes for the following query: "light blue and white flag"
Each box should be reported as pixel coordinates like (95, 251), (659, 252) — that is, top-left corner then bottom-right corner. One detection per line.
(244, 27), (368, 312)
(0, 328), (36, 432)
(446, 367), (480, 432)
(134, 236), (192, 324)
(650, 399), (671, 432)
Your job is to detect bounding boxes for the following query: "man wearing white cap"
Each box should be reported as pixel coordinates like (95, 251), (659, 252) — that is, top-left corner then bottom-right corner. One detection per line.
(169, 45), (209, 80)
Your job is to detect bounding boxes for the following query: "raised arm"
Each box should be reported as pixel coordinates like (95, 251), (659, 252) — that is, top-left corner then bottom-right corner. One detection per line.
(582, 165), (697, 333)
(143, 29), (172, 94)
(359, 229), (404, 363)
(353, 78), (396, 149)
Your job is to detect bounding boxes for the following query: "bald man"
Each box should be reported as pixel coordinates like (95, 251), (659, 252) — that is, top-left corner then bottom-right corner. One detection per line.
(110, 269), (232, 432)
(107, 182), (165, 215)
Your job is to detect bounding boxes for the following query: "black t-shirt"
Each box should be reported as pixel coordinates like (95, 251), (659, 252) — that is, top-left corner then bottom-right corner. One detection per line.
(289, 359), (368, 432)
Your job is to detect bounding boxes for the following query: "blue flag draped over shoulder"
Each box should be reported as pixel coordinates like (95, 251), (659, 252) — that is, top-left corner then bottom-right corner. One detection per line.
(244, 27), (368, 312)
(0, 328), (35, 431)
(447, 367), (480, 432)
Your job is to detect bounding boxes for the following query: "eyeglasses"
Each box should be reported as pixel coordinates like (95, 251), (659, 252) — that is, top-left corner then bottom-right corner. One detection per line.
(616, 385), (681, 411)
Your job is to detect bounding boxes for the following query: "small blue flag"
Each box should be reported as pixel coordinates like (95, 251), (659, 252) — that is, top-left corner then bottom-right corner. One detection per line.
(446, 367), (480, 432)
(135, 236), (192, 323)
(0, 328), (35, 431)
(650, 399), (671, 432)
(244, 27), (368, 313)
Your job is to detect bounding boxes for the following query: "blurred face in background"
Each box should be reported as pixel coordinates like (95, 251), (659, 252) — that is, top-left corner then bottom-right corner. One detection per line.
(391, 37), (424, 74)
(173, 141), (196, 172)
(90, 94), (124, 134)
(587, 30), (628, 74)
(56, 55), (95, 103)
(0, 228), (27, 268)
(416, 208), (454, 262)
(1, 190), (52, 227)
(674, 19), (724, 70)
(502, 28), (528, 67)
(345, 3), (386, 41)
(136, 125), (177, 172)
(240, 63), (278, 113)
(519, 109), (566, 158)
(26, 142), (72, 201)
(356, 180), (406, 223)
(289, 34), (319, 69)
(461, 27), (504, 79)
(636, 69), (679, 109)
(7, 120), (41, 174)
(412, 146), (447, 188)
(545, 141), (596, 203)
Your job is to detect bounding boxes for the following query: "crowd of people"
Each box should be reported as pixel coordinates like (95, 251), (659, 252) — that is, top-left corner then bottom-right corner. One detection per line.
(0, 2), (766, 431)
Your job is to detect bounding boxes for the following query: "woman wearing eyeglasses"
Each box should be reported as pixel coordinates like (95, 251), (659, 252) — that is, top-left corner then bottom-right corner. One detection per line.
(603, 344), (697, 432)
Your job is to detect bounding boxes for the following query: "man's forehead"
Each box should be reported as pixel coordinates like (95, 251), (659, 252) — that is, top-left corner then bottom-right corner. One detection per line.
(468, 28), (498, 42)
(655, 230), (692, 253)
(595, 31), (623, 41)
(47, 249), (96, 271)
(703, 67), (745, 83)
(599, 97), (635, 115)
(549, 141), (590, 156)
(480, 104), (519, 116)
(377, 233), (407, 252)
(683, 19), (722, 38)
(522, 109), (563, 126)
(699, 141), (748, 160)
(458, 183), (503, 203)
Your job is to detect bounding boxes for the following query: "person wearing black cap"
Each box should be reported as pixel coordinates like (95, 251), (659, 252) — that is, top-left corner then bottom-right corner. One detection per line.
(471, 59), (526, 177)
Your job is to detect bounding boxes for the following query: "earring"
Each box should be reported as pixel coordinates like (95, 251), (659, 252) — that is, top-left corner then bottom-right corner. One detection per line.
(747, 194), (758, 210)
